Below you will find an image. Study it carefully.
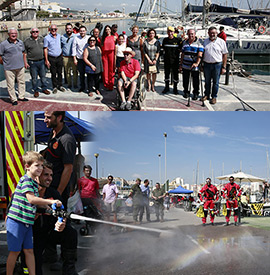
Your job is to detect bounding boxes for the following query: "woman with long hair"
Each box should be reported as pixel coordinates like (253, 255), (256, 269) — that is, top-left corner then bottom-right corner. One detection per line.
(127, 25), (144, 64)
(143, 28), (160, 92)
(83, 36), (103, 97)
(101, 25), (116, 91)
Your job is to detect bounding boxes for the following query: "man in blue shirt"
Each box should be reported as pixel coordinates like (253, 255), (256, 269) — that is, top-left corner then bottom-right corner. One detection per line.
(61, 23), (78, 89)
(0, 28), (28, 105)
(140, 179), (151, 222)
(44, 24), (65, 94)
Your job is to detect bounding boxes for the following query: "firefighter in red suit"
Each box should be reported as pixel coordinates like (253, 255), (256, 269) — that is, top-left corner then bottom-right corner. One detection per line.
(223, 176), (241, 226)
(199, 178), (219, 226)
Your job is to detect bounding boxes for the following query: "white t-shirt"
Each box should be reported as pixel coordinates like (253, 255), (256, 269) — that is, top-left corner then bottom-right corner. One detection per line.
(203, 37), (228, 63)
(116, 42), (126, 58)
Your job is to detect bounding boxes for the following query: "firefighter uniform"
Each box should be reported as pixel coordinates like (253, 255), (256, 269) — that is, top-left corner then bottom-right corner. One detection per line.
(223, 182), (241, 224)
(199, 183), (219, 225)
(162, 36), (182, 94)
(45, 124), (76, 208)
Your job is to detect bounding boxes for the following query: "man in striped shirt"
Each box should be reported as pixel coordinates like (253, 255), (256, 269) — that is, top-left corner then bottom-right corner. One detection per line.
(180, 29), (204, 100)
(6, 151), (62, 275)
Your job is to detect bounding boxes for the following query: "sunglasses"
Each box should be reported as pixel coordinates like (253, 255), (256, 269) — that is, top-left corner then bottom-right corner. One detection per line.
(89, 40), (96, 42)
(124, 53), (131, 56)
(32, 31), (39, 33)
(51, 28), (57, 31)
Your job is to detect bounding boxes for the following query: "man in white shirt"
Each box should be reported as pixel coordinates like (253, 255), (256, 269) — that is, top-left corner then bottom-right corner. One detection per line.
(202, 26), (228, 105)
(72, 25), (89, 93)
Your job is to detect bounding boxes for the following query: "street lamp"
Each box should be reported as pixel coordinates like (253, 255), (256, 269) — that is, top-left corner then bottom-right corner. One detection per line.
(163, 132), (167, 186)
(158, 154), (161, 183)
(94, 153), (99, 179)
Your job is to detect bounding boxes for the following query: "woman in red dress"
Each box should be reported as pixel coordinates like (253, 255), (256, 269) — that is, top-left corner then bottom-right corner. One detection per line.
(101, 25), (116, 91)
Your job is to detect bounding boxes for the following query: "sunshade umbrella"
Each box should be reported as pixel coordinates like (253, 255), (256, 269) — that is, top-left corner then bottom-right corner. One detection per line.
(34, 111), (94, 144)
(216, 171), (265, 184)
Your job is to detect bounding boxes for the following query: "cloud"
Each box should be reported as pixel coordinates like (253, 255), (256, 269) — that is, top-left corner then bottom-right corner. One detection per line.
(99, 147), (123, 154)
(173, 125), (215, 137)
(132, 173), (141, 178)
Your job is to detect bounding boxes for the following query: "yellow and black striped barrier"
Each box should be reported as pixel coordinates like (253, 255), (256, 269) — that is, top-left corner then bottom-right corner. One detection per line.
(250, 203), (264, 216)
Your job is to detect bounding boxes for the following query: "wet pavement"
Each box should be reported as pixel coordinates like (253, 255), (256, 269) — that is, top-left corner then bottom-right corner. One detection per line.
(1, 207), (270, 275)
(0, 65), (269, 111)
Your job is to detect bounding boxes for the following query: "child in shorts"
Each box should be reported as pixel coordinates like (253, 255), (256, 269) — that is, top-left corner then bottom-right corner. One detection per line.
(6, 151), (62, 275)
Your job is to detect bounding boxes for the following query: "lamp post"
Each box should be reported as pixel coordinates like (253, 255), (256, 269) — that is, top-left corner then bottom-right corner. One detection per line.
(94, 153), (99, 179)
(163, 132), (167, 185)
(158, 154), (161, 183)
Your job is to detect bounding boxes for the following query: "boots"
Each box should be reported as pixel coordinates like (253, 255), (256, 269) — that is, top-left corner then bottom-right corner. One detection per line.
(162, 81), (170, 94)
(62, 249), (78, 275)
(173, 82), (178, 94)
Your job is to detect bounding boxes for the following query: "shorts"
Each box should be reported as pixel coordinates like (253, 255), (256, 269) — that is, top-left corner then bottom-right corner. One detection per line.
(6, 217), (33, 251)
(119, 77), (137, 85)
(104, 200), (117, 214)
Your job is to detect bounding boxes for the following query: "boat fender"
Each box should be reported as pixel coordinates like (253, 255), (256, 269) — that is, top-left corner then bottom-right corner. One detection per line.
(258, 26), (266, 34)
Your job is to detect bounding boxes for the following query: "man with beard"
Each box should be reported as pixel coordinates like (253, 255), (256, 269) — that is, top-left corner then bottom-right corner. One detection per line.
(199, 178), (219, 226)
(34, 161), (78, 275)
(223, 176), (241, 226)
(61, 23), (78, 89)
(43, 111), (76, 208)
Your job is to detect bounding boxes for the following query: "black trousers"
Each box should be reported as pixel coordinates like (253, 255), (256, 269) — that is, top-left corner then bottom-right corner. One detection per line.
(48, 55), (63, 88)
(77, 59), (86, 91)
(33, 224), (77, 275)
(182, 68), (199, 94)
(87, 73), (101, 91)
(164, 61), (179, 83)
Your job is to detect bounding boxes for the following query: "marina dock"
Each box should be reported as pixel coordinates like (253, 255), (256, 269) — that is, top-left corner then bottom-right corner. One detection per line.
(0, 65), (269, 111)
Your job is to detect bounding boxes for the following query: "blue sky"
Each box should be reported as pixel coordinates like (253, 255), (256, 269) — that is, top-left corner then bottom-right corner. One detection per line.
(59, 0), (267, 14)
(74, 112), (270, 185)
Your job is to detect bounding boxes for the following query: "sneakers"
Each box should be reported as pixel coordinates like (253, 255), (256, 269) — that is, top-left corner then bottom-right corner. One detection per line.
(58, 86), (66, 92)
(12, 101), (18, 106)
(52, 88), (58, 94)
(201, 95), (209, 101)
(126, 101), (132, 110)
(162, 88), (169, 94)
(120, 101), (126, 110)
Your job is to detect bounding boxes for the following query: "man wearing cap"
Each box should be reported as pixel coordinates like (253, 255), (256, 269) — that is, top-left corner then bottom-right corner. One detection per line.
(24, 27), (50, 98)
(162, 26), (182, 95)
(202, 26), (228, 104)
(118, 47), (141, 110)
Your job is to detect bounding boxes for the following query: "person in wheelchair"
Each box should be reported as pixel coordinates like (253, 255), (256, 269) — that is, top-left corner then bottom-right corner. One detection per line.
(118, 47), (141, 110)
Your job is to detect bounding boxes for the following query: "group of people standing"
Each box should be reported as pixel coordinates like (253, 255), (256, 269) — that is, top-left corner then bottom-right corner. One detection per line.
(0, 22), (228, 106)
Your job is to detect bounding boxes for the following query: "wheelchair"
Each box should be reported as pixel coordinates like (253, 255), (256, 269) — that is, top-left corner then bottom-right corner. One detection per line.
(116, 72), (147, 111)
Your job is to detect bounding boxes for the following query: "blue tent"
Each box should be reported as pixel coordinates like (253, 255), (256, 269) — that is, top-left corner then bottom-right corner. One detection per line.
(34, 111), (95, 144)
(168, 185), (193, 194)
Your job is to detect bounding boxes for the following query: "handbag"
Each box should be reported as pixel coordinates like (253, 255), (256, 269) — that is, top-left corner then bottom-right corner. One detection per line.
(149, 64), (157, 73)
(85, 64), (95, 74)
(67, 190), (84, 214)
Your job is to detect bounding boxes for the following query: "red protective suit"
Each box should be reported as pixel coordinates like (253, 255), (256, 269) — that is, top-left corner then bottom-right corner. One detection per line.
(199, 184), (219, 224)
(223, 182), (241, 223)
(102, 35), (115, 90)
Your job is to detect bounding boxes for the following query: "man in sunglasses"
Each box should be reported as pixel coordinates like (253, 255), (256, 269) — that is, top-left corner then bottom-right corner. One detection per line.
(118, 47), (141, 110)
(24, 28), (50, 98)
(61, 23), (78, 90)
(44, 24), (65, 94)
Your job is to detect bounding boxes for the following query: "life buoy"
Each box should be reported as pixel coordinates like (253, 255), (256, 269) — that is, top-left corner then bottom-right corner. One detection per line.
(258, 25), (266, 34)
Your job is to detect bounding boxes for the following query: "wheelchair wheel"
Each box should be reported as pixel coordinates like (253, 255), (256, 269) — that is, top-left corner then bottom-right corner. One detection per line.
(138, 74), (147, 103)
(80, 226), (89, 236)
